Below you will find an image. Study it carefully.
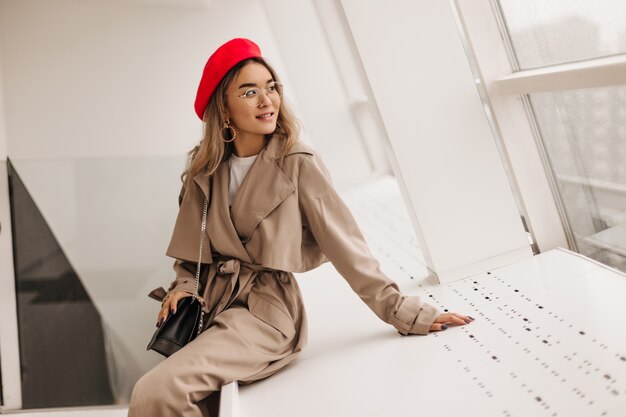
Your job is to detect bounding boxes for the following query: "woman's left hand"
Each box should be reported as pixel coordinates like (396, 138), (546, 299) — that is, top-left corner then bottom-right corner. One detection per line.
(429, 312), (474, 332)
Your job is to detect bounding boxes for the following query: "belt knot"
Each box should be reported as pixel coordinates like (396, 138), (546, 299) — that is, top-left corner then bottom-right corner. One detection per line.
(217, 259), (240, 275)
(214, 256), (277, 275)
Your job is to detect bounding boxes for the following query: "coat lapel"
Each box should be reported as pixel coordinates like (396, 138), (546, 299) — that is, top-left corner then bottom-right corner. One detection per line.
(229, 134), (297, 244)
(168, 133), (314, 263)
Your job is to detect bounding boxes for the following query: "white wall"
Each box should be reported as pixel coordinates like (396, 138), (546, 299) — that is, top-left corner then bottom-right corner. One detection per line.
(0, 51), (21, 409)
(0, 41), (7, 160)
(260, 0), (372, 187)
(341, 0), (532, 283)
(0, 32), (22, 411)
(0, 0), (378, 189)
(0, 0), (292, 160)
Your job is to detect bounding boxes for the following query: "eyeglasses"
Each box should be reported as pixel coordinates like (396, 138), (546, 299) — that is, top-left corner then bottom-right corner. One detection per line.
(237, 81), (283, 107)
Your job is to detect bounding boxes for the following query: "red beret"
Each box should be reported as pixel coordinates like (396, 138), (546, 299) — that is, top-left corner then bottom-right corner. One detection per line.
(194, 38), (263, 121)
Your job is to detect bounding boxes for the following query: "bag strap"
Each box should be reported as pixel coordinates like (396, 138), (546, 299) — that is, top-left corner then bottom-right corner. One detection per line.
(193, 196), (209, 298)
(191, 176), (211, 336)
(193, 174), (212, 298)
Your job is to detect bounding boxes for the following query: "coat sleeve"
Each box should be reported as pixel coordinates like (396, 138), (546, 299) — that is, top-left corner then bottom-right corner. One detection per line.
(147, 184), (199, 303)
(147, 260), (198, 303)
(297, 153), (441, 335)
(166, 259), (199, 294)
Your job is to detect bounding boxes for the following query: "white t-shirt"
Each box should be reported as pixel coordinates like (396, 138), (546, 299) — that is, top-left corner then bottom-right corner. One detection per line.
(228, 152), (259, 207)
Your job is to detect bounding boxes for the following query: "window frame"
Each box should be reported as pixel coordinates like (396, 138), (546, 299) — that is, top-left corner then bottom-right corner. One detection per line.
(450, 0), (626, 253)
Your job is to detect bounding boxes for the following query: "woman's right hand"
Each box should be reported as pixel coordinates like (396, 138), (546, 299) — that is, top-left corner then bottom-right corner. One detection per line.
(156, 290), (205, 327)
(429, 312), (475, 332)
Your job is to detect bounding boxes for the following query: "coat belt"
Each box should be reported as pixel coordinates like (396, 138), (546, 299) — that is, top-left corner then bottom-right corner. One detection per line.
(215, 256), (279, 275)
(205, 256), (278, 321)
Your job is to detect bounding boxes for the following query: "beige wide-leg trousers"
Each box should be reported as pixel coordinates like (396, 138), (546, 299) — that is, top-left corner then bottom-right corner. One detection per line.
(128, 265), (307, 417)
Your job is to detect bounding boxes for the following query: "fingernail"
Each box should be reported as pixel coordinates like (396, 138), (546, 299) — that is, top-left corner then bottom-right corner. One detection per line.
(441, 324), (448, 330)
(468, 316), (475, 320)
(173, 309), (176, 315)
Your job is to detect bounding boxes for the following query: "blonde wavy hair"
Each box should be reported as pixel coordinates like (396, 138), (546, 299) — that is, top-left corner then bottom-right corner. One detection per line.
(181, 57), (301, 189)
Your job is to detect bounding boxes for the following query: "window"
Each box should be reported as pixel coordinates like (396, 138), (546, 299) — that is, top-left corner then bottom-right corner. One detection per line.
(453, 0), (626, 272)
(498, 0), (626, 69)
(529, 85), (626, 269)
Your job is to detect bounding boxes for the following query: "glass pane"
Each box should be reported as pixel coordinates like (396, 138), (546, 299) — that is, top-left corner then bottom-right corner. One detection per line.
(529, 85), (626, 272)
(497, 0), (626, 69)
(7, 155), (186, 408)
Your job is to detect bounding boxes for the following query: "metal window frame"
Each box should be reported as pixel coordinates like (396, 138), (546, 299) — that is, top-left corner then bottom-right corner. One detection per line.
(493, 53), (626, 94)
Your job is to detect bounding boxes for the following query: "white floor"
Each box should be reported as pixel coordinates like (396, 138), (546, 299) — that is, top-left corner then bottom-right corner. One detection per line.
(0, 406), (128, 417)
(5, 175), (626, 417)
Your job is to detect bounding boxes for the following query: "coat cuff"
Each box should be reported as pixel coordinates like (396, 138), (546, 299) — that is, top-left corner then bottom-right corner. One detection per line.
(390, 296), (441, 335)
(166, 278), (197, 298)
(147, 286), (167, 302)
(146, 279), (196, 303)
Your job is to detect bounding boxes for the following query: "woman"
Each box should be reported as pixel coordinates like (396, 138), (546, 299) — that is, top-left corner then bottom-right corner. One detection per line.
(128, 38), (473, 417)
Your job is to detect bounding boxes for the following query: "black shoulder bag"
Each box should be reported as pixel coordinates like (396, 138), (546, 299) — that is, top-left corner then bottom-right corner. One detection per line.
(146, 194), (210, 357)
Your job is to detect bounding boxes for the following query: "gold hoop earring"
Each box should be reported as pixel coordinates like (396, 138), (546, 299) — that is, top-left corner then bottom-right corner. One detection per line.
(222, 119), (236, 143)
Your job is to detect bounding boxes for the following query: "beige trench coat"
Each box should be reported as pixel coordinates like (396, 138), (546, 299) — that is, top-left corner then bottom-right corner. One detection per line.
(165, 133), (438, 321)
(133, 133), (440, 415)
